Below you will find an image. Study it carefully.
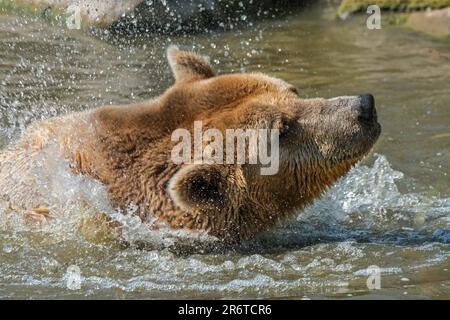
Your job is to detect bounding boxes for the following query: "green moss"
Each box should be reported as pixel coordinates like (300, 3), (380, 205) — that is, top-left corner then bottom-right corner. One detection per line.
(338, 0), (450, 17)
(384, 12), (410, 25)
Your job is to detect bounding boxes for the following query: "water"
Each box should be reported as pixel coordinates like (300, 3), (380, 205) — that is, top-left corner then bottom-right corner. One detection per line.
(0, 3), (449, 299)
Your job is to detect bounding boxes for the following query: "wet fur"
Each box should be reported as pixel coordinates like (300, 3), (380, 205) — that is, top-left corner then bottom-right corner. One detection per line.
(0, 46), (380, 243)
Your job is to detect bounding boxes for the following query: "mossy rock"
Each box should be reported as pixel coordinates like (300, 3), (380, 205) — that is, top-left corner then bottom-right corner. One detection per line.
(338, 0), (450, 18)
(0, 0), (142, 30)
(406, 7), (450, 38)
(0, 0), (66, 24)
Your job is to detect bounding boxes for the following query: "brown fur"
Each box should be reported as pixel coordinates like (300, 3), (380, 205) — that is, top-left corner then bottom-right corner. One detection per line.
(0, 46), (381, 243)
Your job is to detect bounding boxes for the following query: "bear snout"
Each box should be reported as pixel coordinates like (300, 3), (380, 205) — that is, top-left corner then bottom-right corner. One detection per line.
(356, 93), (377, 123)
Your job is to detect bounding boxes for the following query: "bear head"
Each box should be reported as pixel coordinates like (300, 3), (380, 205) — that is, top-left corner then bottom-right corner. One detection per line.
(156, 46), (380, 242)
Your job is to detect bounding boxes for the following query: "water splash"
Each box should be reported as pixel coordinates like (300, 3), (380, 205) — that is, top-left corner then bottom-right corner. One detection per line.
(252, 154), (450, 249)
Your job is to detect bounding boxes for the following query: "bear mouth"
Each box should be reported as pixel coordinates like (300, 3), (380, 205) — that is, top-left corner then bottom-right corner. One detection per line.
(341, 120), (382, 163)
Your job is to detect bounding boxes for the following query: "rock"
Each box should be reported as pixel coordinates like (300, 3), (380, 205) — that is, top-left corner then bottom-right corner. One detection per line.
(112, 0), (306, 34)
(406, 7), (450, 38)
(337, 0), (450, 18)
(1, 0), (142, 27)
(0, 0), (310, 34)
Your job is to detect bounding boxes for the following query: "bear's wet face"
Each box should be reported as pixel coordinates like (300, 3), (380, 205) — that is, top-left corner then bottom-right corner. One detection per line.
(166, 46), (381, 241)
(245, 93), (381, 214)
(292, 94), (381, 164)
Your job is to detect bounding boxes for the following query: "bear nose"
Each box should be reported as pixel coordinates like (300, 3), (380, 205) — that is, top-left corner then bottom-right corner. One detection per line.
(357, 94), (376, 122)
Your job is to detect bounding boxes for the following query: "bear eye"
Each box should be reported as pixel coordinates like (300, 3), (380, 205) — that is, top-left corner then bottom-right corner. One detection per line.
(279, 119), (295, 139)
(288, 87), (299, 96)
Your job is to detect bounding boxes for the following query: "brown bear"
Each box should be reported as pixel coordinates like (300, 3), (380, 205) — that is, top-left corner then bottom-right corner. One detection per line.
(0, 46), (381, 243)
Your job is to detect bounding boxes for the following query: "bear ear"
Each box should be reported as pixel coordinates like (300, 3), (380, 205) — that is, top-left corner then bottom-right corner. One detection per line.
(168, 164), (238, 212)
(167, 45), (215, 83)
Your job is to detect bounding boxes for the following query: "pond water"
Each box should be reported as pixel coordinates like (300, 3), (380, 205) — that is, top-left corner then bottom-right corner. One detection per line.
(0, 3), (449, 299)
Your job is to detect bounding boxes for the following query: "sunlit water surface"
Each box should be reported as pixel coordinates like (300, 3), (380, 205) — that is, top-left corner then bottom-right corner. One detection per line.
(0, 4), (449, 299)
